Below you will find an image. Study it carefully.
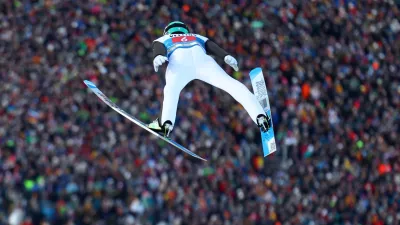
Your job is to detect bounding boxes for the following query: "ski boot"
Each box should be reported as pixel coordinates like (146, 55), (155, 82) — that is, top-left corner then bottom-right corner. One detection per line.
(148, 118), (173, 138)
(256, 114), (272, 132)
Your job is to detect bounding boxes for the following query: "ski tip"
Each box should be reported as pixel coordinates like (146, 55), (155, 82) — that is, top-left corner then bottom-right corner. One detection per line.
(199, 157), (208, 162)
(249, 67), (262, 79)
(189, 153), (207, 161)
(84, 80), (97, 89)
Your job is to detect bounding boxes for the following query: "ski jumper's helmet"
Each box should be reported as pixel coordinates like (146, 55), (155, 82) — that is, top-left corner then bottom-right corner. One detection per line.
(164, 21), (190, 35)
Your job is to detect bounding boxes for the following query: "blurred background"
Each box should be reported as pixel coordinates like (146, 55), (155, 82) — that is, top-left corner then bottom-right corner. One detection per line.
(1, 0), (400, 225)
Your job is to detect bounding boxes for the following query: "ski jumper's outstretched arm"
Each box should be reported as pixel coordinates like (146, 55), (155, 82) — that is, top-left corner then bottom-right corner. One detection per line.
(152, 42), (168, 72)
(204, 40), (229, 59)
(152, 42), (167, 58)
(204, 40), (238, 71)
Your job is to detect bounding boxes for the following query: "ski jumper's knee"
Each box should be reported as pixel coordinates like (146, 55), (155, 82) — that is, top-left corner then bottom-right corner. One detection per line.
(222, 78), (265, 124)
(223, 79), (252, 103)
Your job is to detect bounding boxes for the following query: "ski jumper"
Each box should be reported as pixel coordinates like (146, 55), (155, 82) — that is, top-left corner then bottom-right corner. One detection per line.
(152, 33), (265, 126)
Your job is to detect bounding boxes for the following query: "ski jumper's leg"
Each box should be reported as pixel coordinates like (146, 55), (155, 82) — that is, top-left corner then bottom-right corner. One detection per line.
(161, 63), (192, 125)
(197, 57), (265, 124)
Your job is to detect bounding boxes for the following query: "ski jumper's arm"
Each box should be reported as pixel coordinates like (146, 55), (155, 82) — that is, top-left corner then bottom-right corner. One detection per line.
(152, 39), (168, 72)
(204, 40), (229, 60)
(197, 34), (238, 71)
(152, 41), (167, 58)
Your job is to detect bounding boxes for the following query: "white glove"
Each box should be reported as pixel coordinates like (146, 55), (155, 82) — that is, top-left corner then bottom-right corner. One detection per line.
(224, 55), (239, 71)
(153, 55), (168, 72)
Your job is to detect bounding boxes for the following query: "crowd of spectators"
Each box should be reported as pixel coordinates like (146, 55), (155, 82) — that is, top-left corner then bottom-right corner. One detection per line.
(1, 0), (399, 224)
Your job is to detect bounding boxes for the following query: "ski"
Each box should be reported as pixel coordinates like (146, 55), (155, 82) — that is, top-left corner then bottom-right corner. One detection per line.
(83, 80), (207, 161)
(249, 68), (277, 157)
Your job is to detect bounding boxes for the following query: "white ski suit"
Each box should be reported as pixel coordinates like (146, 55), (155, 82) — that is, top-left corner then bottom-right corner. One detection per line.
(153, 33), (265, 125)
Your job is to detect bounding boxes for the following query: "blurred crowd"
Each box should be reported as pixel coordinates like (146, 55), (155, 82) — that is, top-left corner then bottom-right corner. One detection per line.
(1, 0), (400, 225)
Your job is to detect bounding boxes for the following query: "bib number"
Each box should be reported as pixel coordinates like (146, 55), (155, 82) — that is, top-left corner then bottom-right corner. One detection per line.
(172, 36), (196, 43)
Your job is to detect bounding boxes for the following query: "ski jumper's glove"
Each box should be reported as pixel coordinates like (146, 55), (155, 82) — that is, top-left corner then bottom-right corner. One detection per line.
(224, 55), (239, 71)
(153, 55), (168, 72)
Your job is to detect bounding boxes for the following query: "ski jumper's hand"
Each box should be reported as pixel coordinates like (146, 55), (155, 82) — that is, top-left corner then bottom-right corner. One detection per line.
(224, 55), (238, 71)
(153, 55), (168, 72)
